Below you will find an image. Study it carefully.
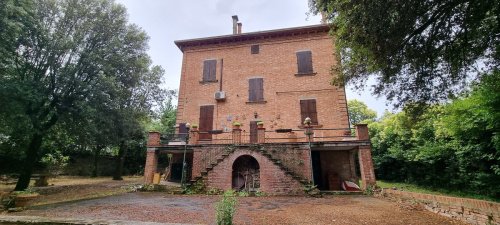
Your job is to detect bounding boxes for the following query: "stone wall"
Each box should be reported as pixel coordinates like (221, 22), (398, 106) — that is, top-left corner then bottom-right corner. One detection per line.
(381, 189), (500, 225)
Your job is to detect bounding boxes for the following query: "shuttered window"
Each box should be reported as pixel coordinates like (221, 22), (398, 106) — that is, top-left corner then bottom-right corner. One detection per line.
(248, 78), (264, 102)
(202, 59), (217, 81)
(300, 99), (318, 125)
(199, 105), (214, 140)
(251, 45), (259, 54)
(296, 51), (313, 74)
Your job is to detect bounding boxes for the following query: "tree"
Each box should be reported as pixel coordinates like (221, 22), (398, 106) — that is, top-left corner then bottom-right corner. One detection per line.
(309, 0), (500, 107)
(0, 0), (157, 190)
(347, 99), (377, 126)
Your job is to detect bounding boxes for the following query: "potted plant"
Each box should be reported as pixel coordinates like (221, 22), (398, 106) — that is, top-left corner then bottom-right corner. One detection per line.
(256, 121), (264, 128)
(12, 188), (39, 208)
(232, 121), (241, 129)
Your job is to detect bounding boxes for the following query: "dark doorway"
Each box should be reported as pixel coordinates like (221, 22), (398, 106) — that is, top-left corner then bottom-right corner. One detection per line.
(232, 155), (260, 191)
(170, 163), (182, 181)
(311, 151), (325, 190)
(178, 123), (187, 140)
(199, 105), (214, 140)
(250, 121), (258, 143)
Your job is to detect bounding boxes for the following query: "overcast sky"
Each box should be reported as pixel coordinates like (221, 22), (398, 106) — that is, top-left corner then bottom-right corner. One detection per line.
(116, 0), (390, 116)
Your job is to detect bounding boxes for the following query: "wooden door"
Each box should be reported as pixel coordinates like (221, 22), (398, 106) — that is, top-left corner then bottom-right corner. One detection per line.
(250, 121), (258, 143)
(199, 105), (214, 140)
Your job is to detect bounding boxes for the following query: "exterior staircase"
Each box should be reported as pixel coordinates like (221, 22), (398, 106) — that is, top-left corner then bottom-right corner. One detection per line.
(189, 145), (311, 189)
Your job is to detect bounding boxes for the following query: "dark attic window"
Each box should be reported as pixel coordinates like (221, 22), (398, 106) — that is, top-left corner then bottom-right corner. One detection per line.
(251, 45), (259, 54)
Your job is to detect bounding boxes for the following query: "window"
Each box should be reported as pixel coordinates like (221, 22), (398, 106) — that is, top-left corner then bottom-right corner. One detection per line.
(202, 59), (217, 82)
(296, 51), (314, 74)
(251, 45), (259, 54)
(248, 78), (264, 102)
(300, 99), (318, 125)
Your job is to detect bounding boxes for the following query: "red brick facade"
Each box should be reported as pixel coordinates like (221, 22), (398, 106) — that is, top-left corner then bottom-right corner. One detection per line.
(175, 24), (349, 140)
(143, 22), (376, 195)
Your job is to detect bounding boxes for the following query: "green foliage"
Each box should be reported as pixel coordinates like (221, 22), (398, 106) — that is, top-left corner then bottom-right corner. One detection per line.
(0, 0), (166, 189)
(347, 99), (377, 126)
(377, 180), (498, 202)
(309, 0), (500, 107)
(237, 191), (249, 197)
(368, 71), (500, 200)
(40, 152), (69, 177)
(183, 179), (206, 195)
(215, 190), (237, 225)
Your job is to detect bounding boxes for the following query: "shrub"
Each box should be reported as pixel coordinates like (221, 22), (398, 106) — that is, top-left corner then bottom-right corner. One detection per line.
(215, 190), (237, 225)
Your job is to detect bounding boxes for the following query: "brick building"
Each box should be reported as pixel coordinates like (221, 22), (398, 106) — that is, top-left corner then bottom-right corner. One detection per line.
(144, 16), (376, 195)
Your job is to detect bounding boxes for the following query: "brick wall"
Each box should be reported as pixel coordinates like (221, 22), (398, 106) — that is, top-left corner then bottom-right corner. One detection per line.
(206, 148), (305, 195)
(176, 30), (349, 140)
(382, 189), (500, 225)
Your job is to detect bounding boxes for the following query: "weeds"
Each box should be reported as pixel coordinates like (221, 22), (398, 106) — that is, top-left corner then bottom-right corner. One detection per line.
(215, 190), (237, 225)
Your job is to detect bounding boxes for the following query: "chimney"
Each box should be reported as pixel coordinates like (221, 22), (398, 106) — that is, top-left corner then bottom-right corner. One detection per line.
(232, 15), (239, 34)
(237, 22), (242, 34)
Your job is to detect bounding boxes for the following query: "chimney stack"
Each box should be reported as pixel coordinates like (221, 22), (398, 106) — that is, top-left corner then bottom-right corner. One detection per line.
(237, 22), (242, 34)
(232, 15), (239, 34)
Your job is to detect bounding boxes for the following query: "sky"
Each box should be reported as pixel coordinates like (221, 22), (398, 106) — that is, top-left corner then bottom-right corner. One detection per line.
(116, 0), (390, 116)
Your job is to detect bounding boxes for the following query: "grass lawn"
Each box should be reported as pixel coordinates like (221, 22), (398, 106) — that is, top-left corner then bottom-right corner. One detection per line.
(377, 180), (499, 202)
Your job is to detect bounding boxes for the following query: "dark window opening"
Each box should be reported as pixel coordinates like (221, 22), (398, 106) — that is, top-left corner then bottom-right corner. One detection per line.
(296, 51), (313, 74)
(300, 99), (318, 125)
(248, 78), (264, 102)
(251, 45), (259, 54)
(202, 59), (217, 81)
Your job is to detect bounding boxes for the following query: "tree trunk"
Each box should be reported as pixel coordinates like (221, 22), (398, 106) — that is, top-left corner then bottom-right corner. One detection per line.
(91, 146), (102, 177)
(112, 141), (127, 180)
(14, 132), (43, 191)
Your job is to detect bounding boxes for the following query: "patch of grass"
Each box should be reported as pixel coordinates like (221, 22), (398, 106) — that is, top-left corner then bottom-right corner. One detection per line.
(377, 180), (499, 202)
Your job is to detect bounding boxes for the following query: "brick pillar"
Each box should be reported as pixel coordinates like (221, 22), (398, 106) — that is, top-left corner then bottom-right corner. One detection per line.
(189, 128), (199, 145)
(358, 146), (376, 188)
(257, 127), (265, 143)
(147, 131), (161, 146)
(355, 124), (369, 141)
(144, 148), (158, 184)
(355, 124), (376, 189)
(232, 128), (241, 144)
(192, 148), (202, 178)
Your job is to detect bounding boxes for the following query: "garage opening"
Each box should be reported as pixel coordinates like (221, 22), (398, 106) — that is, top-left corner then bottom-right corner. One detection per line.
(232, 155), (260, 191)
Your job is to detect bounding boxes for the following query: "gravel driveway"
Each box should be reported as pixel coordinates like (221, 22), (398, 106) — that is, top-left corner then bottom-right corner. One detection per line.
(10, 193), (466, 225)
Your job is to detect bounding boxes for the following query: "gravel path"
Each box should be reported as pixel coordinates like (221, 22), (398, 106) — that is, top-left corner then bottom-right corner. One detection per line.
(8, 193), (466, 225)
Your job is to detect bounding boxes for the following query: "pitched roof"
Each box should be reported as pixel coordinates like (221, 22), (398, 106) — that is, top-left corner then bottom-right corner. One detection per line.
(174, 24), (330, 52)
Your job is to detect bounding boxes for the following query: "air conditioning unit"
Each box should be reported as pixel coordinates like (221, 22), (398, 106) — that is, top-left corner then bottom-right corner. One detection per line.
(215, 91), (226, 101)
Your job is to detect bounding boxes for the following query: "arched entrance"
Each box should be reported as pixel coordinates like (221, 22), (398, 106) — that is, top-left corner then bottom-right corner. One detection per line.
(232, 155), (260, 191)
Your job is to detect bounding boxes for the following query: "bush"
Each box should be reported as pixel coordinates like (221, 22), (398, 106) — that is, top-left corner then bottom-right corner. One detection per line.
(215, 190), (237, 225)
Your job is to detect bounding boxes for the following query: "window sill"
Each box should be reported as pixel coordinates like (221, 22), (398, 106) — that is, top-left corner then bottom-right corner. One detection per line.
(199, 80), (218, 84)
(297, 124), (323, 129)
(294, 72), (317, 77)
(246, 101), (267, 104)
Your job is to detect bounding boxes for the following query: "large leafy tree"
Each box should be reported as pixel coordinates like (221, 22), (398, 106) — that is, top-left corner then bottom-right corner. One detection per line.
(347, 99), (377, 126)
(310, 0), (500, 107)
(0, 0), (160, 190)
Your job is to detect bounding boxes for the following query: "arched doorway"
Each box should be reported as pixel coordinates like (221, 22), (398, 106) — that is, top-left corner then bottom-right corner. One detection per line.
(232, 155), (260, 191)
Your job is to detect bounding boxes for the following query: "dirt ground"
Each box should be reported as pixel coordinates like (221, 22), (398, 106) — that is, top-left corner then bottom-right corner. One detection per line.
(1, 176), (142, 206)
(0, 178), (467, 224)
(8, 192), (466, 225)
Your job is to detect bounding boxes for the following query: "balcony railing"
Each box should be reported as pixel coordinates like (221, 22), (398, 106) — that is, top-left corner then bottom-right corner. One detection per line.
(153, 126), (359, 146)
